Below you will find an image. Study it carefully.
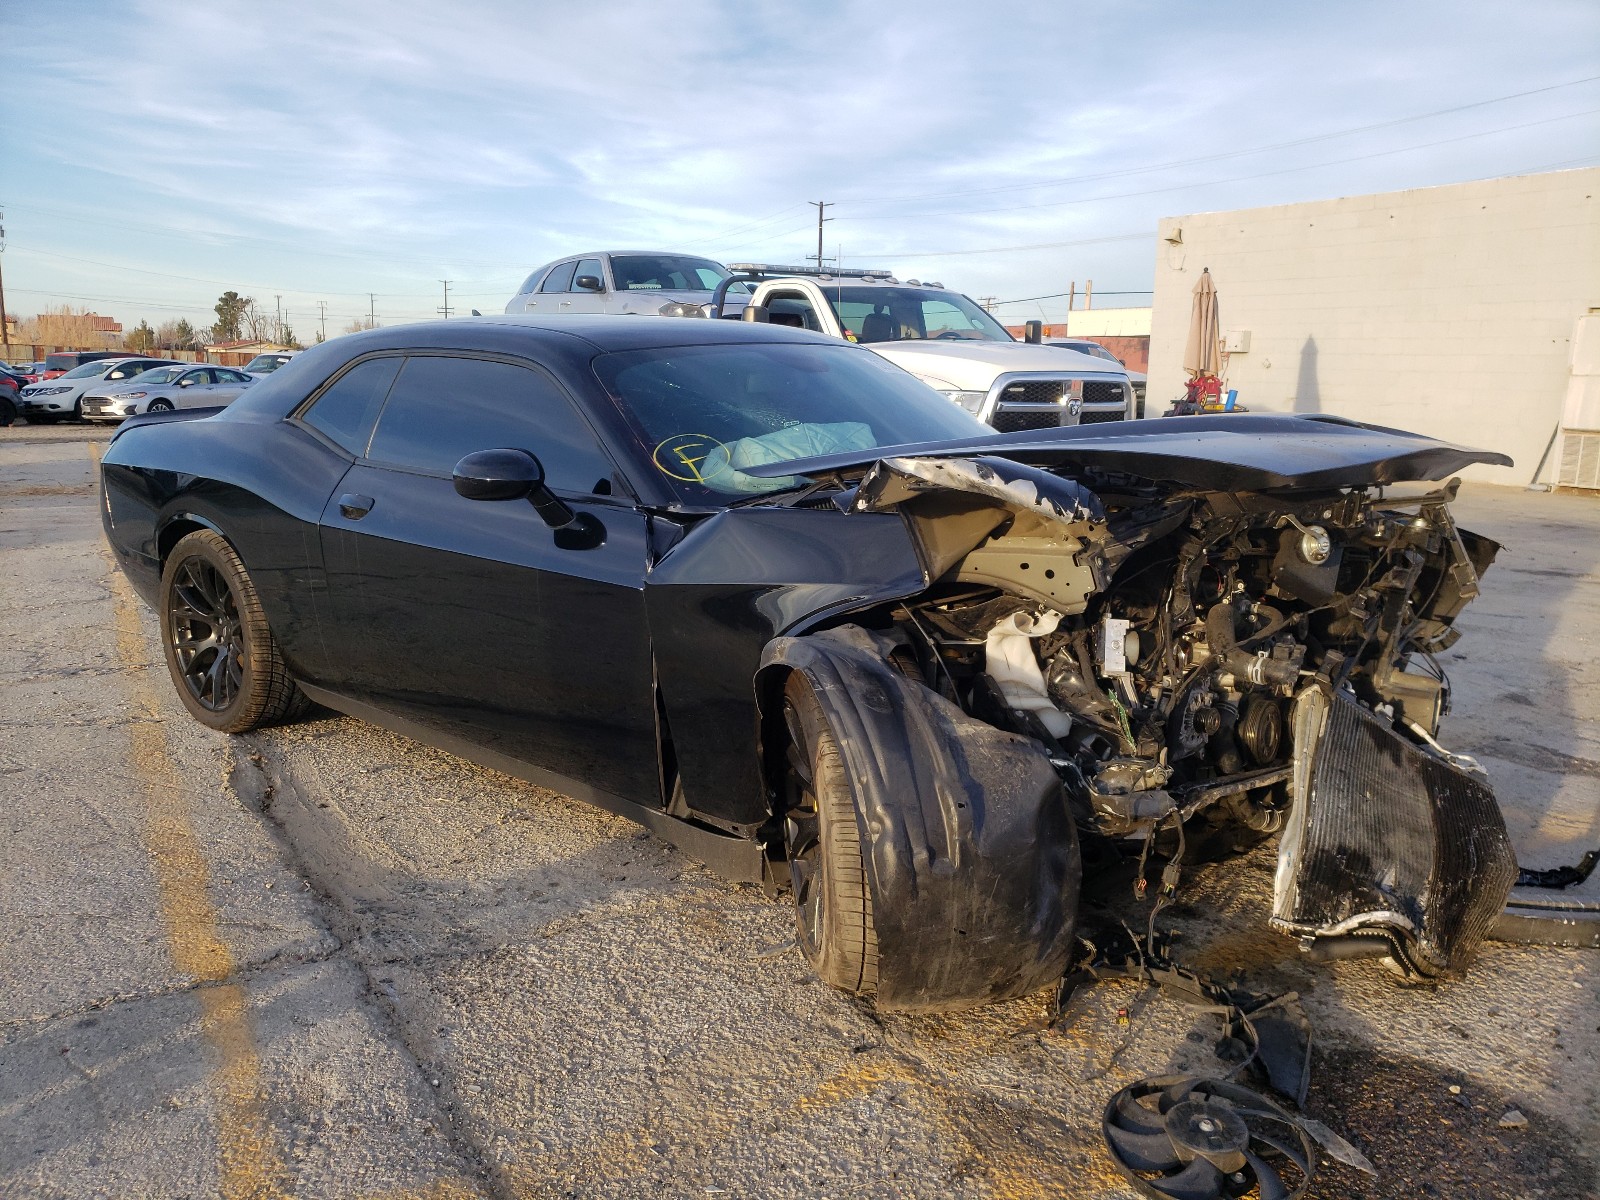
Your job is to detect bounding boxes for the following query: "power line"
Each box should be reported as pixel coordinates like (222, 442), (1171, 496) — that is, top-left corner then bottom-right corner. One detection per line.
(836, 74), (1600, 208)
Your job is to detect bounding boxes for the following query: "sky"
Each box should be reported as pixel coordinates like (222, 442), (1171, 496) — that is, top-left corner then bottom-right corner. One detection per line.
(4, 0), (1598, 339)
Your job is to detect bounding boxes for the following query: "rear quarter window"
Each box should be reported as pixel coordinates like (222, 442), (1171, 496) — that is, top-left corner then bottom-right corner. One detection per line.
(299, 357), (403, 455)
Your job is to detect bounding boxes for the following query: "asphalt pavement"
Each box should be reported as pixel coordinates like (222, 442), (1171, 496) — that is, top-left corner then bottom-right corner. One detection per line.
(2, 423), (1596, 1200)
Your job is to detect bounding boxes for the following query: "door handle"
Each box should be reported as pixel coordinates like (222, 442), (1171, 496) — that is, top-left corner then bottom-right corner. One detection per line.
(338, 493), (375, 519)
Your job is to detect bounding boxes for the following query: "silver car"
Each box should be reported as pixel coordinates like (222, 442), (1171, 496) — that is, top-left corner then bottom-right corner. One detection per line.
(82, 364), (255, 421)
(16, 357), (177, 423)
(503, 251), (748, 317)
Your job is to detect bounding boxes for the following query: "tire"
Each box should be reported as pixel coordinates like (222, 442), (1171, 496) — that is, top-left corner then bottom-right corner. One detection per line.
(159, 530), (309, 733)
(147, 398), (174, 412)
(0, 397), (15, 427)
(781, 671), (879, 998)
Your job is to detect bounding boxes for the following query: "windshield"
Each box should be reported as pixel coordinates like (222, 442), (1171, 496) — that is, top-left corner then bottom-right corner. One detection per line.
(127, 366), (185, 385)
(243, 355), (291, 372)
(592, 341), (992, 501)
(610, 255), (730, 293)
(822, 286), (1014, 344)
(62, 360), (119, 379)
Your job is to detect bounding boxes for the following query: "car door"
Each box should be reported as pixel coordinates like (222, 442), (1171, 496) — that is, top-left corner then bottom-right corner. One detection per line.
(210, 368), (252, 405)
(173, 367), (215, 408)
(524, 259), (577, 315)
(315, 351), (661, 808)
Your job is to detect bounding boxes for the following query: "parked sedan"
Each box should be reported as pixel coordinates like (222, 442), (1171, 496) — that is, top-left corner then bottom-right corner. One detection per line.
(101, 317), (1517, 1014)
(241, 351), (300, 378)
(17, 356), (175, 423)
(504, 251), (747, 317)
(82, 364), (255, 421)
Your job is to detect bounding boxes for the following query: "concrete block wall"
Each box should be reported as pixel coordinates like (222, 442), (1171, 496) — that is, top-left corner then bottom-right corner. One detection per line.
(1146, 168), (1600, 483)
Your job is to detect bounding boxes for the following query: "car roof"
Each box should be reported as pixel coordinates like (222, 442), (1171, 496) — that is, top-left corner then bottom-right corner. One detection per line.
(368, 313), (841, 352)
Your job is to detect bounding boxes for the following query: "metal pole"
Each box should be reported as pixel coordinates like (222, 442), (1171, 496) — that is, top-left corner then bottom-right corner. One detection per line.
(810, 202), (833, 269)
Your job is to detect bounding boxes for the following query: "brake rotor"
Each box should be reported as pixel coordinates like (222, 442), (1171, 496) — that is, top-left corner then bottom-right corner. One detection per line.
(1102, 1075), (1317, 1200)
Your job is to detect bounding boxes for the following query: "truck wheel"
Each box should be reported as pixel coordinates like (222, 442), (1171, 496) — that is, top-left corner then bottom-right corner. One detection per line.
(160, 530), (309, 732)
(781, 671), (879, 998)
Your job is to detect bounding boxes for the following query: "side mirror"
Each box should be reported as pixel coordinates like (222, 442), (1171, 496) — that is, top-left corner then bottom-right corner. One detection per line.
(741, 305), (770, 323)
(573, 274), (605, 293)
(178, 378), (195, 387)
(1024, 320), (1043, 344)
(452, 448), (580, 530)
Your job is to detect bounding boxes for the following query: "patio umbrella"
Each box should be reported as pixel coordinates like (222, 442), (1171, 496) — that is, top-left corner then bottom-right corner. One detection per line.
(1183, 267), (1220, 378)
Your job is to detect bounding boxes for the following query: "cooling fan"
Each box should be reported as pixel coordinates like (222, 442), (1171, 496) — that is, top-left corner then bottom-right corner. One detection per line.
(1102, 1075), (1317, 1200)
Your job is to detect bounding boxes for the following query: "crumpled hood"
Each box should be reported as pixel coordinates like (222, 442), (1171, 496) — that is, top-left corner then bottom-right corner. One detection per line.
(867, 340), (1127, 390)
(741, 414), (1514, 492)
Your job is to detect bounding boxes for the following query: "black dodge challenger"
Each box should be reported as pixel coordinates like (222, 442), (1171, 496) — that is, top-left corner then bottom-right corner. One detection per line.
(101, 316), (1518, 1012)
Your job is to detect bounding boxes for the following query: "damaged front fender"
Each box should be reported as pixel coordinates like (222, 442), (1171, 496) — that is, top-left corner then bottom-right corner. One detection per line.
(758, 625), (1081, 1012)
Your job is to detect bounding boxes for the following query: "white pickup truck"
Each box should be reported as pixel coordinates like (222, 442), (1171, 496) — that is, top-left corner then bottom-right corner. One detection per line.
(708, 265), (1134, 429)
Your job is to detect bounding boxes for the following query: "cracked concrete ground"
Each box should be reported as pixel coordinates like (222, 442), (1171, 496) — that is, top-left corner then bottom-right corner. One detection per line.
(1, 424), (1596, 1200)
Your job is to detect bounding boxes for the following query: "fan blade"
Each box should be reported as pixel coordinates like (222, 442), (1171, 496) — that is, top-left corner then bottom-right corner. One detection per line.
(1115, 1092), (1169, 1136)
(1244, 1151), (1288, 1200)
(1253, 1132), (1312, 1178)
(1105, 1122), (1183, 1173)
(1162, 1077), (1202, 1110)
(1151, 1157), (1225, 1200)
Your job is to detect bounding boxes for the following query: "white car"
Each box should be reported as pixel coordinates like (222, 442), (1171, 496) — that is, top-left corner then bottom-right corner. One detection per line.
(16, 357), (177, 424)
(241, 351), (300, 379)
(81, 365), (256, 421)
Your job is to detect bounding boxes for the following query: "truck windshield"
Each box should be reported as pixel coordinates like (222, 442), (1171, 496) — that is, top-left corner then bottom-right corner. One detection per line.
(610, 255), (731, 293)
(822, 286), (1014, 344)
(592, 341), (991, 500)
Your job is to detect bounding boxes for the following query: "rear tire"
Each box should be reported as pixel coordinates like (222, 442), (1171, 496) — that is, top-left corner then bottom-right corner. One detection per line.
(160, 530), (309, 732)
(781, 672), (879, 998)
(0, 397), (15, 426)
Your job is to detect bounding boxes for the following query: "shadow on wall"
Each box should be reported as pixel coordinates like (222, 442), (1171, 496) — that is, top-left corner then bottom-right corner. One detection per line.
(1293, 336), (1321, 413)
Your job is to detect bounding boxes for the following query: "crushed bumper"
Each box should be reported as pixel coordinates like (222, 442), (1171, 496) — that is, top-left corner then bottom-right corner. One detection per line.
(1272, 686), (1517, 979)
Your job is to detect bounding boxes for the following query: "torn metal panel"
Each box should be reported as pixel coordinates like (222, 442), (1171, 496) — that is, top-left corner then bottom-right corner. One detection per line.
(758, 625), (1080, 1012)
(1273, 685), (1518, 977)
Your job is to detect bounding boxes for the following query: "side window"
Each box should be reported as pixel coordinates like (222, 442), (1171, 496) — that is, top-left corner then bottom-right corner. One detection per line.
(182, 369), (213, 386)
(540, 261), (578, 293)
(365, 356), (614, 494)
(105, 364), (137, 381)
(300, 357), (402, 455)
(765, 290), (824, 332)
(573, 258), (605, 291)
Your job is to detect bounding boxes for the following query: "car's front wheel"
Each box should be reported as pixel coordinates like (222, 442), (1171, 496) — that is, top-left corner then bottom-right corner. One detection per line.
(159, 530), (308, 732)
(781, 671), (879, 998)
(147, 399), (174, 412)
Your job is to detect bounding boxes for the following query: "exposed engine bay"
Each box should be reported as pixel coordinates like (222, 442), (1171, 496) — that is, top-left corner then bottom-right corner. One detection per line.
(840, 454), (1519, 981)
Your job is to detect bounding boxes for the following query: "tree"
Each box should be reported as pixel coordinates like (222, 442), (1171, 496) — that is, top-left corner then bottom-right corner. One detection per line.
(279, 325), (302, 349)
(21, 305), (100, 347)
(343, 317), (378, 335)
(156, 318), (198, 351)
(125, 320), (157, 354)
(213, 291), (252, 342)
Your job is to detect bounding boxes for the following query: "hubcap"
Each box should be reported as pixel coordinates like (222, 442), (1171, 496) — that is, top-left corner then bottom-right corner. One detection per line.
(167, 557), (246, 710)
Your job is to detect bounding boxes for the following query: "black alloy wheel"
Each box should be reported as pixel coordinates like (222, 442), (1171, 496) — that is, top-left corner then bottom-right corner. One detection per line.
(159, 530), (308, 732)
(781, 672), (879, 998)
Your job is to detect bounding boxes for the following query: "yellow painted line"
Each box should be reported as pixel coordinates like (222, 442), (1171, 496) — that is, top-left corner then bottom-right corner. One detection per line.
(93, 443), (292, 1200)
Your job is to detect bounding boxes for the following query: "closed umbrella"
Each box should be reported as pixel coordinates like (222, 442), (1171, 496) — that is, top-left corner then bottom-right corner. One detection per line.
(1183, 267), (1220, 379)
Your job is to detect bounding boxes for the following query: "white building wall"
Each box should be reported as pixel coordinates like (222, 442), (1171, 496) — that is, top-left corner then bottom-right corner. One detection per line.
(1065, 307), (1152, 337)
(1146, 168), (1600, 483)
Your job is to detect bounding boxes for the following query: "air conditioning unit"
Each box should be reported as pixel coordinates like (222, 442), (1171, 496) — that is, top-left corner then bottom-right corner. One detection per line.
(1557, 429), (1600, 490)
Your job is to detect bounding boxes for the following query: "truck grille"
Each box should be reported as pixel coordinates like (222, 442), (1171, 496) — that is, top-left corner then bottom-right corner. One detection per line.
(999, 380), (1067, 405)
(991, 409), (1062, 434)
(1083, 381), (1126, 409)
(1079, 409), (1124, 425)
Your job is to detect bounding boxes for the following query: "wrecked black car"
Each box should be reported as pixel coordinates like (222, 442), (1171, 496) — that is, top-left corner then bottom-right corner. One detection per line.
(100, 317), (1519, 1012)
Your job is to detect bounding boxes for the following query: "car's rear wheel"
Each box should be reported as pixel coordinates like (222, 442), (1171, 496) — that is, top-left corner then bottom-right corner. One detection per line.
(160, 530), (309, 732)
(148, 399), (174, 412)
(0, 397), (15, 426)
(781, 671), (879, 998)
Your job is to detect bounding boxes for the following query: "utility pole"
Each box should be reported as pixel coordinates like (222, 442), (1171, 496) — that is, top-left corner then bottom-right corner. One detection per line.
(0, 210), (9, 351)
(317, 301), (328, 343)
(1085, 279), (1093, 311)
(369, 293), (377, 329)
(438, 280), (453, 319)
(809, 202), (833, 269)
(275, 294), (282, 344)
(979, 296), (998, 313)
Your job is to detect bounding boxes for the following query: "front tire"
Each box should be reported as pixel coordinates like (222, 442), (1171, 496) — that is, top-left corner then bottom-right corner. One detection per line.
(147, 399), (174, 412)
(781, 672), (879, 998)
(160, 530), (308, 732)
